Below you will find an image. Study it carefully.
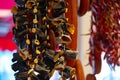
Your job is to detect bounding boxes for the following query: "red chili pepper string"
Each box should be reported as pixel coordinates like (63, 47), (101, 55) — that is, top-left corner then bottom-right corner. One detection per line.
(89, 0), (120, 70)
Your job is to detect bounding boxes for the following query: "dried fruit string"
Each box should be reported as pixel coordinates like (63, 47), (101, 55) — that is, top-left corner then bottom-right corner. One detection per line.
(11, 0), (77, 80)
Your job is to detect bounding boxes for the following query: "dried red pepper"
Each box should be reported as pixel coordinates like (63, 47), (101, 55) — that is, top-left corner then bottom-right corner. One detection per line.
(89, 0), (120, 78)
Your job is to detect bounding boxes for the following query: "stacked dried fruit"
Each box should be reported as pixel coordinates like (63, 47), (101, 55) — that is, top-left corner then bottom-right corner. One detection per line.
(11, 0), (77, 80)
(89, 0), (120, 74)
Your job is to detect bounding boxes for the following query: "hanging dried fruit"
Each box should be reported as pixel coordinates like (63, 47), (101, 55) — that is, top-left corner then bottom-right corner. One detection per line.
(11, 0), (78, 80)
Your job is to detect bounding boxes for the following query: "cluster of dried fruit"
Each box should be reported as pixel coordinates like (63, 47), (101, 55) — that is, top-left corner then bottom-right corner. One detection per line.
(11, 0), (78, 80)
(89, 0), (120, 74)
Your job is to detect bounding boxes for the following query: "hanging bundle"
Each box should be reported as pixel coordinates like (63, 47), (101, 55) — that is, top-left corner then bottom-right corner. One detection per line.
(88, 0), (120, 79)
(11, 0), (78, 80)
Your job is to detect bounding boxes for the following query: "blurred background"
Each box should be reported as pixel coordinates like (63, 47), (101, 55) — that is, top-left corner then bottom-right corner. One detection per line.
(0, 0), (120, 80)
(0, 0), (16, 80)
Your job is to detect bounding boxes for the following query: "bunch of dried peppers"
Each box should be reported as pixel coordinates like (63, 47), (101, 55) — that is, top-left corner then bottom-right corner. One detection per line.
(89, 0), (120, 77)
